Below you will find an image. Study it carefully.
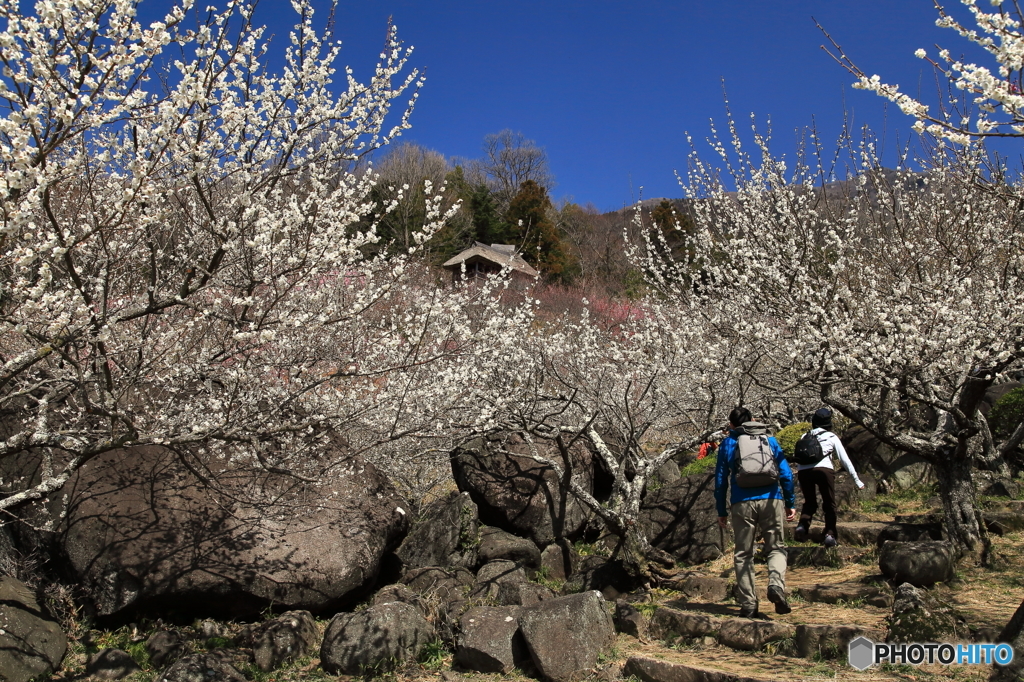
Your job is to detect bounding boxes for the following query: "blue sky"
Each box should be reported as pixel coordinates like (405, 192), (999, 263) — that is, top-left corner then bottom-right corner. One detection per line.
(150, 1), (982, 210)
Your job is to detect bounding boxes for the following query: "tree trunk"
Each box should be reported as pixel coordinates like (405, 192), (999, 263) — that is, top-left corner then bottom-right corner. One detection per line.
(611, 521), (676, 582)
(934, 452), (988, 563)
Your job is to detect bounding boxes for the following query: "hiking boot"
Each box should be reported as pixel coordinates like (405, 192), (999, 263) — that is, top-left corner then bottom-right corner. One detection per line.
(793, 524), (808, 542)
(823, 531), (838, 548)
(739, 605), (761, 619)
(767, 585), (792, 615)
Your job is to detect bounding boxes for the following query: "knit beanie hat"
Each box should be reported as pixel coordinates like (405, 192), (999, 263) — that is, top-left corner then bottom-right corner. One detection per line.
(811, 407), (833, 429)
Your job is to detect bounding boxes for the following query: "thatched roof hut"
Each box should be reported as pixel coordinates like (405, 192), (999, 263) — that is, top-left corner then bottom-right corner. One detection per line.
(442, 243), (539, 282)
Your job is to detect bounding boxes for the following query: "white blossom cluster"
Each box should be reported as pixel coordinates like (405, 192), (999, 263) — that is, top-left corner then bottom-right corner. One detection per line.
(633, 115), (1023, 555)
(832, 0), (1024, 142)
(0, 0), (539, 510)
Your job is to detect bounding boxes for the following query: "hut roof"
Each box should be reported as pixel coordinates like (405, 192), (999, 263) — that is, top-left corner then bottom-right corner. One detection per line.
(442, 243), (539, 277)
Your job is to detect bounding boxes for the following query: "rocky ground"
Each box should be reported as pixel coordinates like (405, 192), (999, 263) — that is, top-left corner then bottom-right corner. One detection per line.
(38, 486), (1024, 682)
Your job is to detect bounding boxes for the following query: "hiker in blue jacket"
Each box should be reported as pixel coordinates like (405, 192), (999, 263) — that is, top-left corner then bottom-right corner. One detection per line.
(715, 407), (797, 618)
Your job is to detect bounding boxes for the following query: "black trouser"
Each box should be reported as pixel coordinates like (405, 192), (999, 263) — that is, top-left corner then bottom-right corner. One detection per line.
(797, 467), (837, 536)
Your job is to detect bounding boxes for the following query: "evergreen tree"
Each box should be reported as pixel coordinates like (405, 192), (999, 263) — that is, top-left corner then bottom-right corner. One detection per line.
(506, 180), (577, 280)
(469, 183), (512, 245)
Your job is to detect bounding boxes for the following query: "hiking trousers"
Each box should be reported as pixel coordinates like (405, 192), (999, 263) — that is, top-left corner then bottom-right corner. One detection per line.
(798, 466), (837, 536)
(731, 498), (787, 612)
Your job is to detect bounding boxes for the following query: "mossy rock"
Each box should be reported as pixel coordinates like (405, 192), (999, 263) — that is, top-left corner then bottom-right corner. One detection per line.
(886, 583), (967, 643)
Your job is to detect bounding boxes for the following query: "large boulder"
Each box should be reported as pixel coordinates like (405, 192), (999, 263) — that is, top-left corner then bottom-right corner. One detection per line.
(451, 433), (596, 546)
(842, 426), (935, 490)
(9, 445), (408, 618)
(320, 601), (435, 675)
(0, 576), (67, 682)
(517, 591), (615, 682)
(395, 491), (479, 572)
(478, 526), (542, 571)
(879, 540), (956, 587)
(454, 605), (530, 674)
(639, 473), (723, 565)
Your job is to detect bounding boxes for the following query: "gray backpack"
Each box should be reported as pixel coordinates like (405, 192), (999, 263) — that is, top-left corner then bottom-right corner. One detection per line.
(734, 421), (779, 488)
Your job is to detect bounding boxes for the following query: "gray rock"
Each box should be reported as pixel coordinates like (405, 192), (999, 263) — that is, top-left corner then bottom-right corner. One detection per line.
(665, 574), (729, 603)
(717, 618), (795, 651)
(984, 511), (1024, 535)
(86, 648), (142, 679)
(372, 584), (427, 612)
(614, 600), (646, 639)
(795, 624), (884, 659)
(625, 655), (774, 682)
(981, 478), (1023, 499)
(454, 606), (529, 674)
(0, 576), (67, 682)
(471, 560), (529, 601)
(396, 491), (480, 572)
(786, 545), (864, 567)
(786, 521), (889, 546)
(156, 652), (247, 682)
(794, 582), (891, 608)
(518, 591), (615, 682)
(320, 601), (435, 675)
(650, 607), (722, 639)
(496, 581), (556, 606)
(571, 555), (644, 595)
(403, 566), (475, 604)
(250, 610), (318, 671)
(146, 630), (185, 669)
(639, 473), (723, 565)
(842, 426), (935, 490)
(452, 433), (596, 546)
(875, 522), (944, 546)
(879, 541), (956, 587)
(887, 582), (967, 643)
(539, 540), (578, 581)
(478, 526), (542, 570)
(18, 445), (409, 618)
(654, 459), (681, 484)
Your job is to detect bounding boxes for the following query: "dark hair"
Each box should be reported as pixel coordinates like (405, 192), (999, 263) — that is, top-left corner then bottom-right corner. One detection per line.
(811, 407), (833, 429)
(729, 407), (752, 427)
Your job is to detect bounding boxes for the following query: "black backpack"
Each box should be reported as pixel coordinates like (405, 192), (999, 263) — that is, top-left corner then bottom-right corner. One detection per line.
(791, 430), (827, 466)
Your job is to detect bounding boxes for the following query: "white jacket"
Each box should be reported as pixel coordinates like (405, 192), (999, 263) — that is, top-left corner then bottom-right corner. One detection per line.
(796, 427), (864, 488)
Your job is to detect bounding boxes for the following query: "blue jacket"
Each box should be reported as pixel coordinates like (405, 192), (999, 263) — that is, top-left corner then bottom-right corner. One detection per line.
(714, 429), (795, 517)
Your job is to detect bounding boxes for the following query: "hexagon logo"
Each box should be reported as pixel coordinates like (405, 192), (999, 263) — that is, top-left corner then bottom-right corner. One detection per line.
(848, 636), (875, 671)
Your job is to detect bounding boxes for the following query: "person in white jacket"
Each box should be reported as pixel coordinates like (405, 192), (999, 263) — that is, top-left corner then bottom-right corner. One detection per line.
(793, 408), (865, 547)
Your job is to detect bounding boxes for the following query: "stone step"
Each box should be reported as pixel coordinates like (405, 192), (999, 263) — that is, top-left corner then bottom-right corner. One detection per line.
(785, 545), (866, 567)
(794, 582), (892, 608)
(785, 520), (944, 547)
(784, 521), (888, 546)
(649, 606), (883, 660)
(625, 655), (774, 682)
(982, 510), (1024, 535)
(894, 512), (943, 524)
